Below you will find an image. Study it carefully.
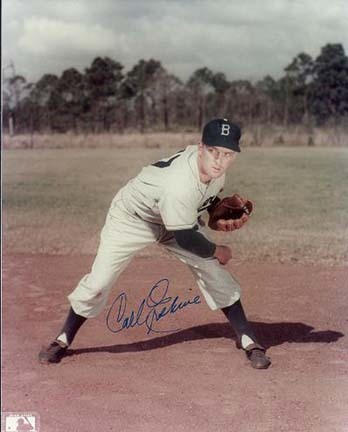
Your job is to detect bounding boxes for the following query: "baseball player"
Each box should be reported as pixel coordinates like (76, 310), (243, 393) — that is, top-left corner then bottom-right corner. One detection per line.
(39, 118), (271, 369)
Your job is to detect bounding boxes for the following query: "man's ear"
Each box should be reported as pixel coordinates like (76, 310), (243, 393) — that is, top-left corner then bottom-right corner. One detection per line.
(198, 142), (204, 155)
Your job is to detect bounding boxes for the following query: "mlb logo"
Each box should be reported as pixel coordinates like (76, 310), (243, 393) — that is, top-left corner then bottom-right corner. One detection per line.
(1, 413), (39, 432)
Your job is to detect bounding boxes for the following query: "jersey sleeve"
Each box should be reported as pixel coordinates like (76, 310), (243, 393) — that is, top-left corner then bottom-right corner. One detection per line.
(159, 186), (197, 230)
(174, 228), (216, 257)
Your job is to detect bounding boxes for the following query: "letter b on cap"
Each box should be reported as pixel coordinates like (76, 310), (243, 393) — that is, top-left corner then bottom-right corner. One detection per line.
(221, 123), (230, 136)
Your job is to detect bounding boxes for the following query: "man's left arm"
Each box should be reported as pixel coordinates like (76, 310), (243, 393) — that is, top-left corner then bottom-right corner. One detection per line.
(173, 227), (216, 258)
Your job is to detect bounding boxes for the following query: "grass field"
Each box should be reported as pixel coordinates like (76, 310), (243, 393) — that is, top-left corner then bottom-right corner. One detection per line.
(3, 146), (348, 265)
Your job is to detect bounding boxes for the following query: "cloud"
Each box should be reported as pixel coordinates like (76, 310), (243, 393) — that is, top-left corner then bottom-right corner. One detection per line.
(18, 17), (117, 55)
(3, 0), (348, 82)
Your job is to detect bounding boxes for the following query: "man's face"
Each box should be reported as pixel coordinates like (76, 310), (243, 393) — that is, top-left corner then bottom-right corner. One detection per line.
(198, 142), (237, 182)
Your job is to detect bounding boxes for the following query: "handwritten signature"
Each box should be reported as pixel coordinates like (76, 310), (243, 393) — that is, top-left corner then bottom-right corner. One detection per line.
(106, 278), (201, 335)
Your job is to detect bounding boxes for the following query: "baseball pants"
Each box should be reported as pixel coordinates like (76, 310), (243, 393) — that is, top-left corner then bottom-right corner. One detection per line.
(68, 198), (241, 318)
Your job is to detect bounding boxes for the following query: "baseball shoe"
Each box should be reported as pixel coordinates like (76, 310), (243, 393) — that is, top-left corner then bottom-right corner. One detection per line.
(246, 348), (271, 369)
(38, 340), (68, 364)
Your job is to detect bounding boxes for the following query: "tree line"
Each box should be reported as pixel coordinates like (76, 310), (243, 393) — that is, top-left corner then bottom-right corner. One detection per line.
(3, 43), (348, 135)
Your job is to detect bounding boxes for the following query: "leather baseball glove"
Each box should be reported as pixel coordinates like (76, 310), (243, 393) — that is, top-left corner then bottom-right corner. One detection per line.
(208, 193), (253, 231)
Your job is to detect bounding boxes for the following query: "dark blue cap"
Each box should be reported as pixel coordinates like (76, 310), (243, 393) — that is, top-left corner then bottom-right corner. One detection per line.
(202, 118), (241, 152)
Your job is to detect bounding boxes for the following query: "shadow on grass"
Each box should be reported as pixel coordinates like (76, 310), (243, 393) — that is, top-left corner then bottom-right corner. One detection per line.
(68, 321), (344, 357)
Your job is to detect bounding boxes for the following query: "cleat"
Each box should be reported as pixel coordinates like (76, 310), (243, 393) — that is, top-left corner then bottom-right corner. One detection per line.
(38, 341), (68, 364)
(246, 348), (271, 369)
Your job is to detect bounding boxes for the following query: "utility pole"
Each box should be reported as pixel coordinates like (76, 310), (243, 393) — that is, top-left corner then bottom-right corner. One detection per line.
(3, 60), (16, 135)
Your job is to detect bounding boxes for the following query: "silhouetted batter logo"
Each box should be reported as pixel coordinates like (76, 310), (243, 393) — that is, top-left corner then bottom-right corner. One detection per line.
(1, 413), (39, 432)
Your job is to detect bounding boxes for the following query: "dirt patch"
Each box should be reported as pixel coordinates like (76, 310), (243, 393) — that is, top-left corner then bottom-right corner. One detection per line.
(2, 254), (348, 432)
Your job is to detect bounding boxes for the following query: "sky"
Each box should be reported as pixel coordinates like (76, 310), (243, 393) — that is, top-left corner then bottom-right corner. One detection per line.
(3, 0), (348, 84)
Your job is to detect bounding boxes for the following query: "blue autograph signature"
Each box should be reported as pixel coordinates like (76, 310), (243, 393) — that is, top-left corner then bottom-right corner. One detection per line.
(106, 278), (201, 335)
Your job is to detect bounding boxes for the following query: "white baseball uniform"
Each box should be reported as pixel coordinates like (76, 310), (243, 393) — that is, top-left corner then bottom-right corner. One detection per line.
(68, 145), (241, 318)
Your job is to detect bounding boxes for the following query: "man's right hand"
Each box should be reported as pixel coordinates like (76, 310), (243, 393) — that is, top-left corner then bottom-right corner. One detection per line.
(214, 245), (232, 265)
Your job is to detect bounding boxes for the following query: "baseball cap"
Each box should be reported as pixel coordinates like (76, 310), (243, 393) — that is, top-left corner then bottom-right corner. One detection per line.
(202, 118), (241, 152)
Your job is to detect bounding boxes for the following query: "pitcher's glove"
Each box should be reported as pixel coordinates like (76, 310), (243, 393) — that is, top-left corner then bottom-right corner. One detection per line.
(208, 194), (253, 231)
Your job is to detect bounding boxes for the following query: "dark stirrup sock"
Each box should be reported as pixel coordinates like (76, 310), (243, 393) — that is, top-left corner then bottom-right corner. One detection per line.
(222, 300), (262, 350)
(56, 307), (87, 347)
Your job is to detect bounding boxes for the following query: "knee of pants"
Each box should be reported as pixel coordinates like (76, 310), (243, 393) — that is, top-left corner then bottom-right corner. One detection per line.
(187, 256), (237, 286)
(211, 262), (240, 290)
(86, 270), (117, 292)
(68, 291), (109, 318)
(192, 259), (241, 309)
(67, 273), (116, 318)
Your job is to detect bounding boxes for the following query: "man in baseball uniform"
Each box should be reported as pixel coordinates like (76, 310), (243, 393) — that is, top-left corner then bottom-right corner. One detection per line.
(39, 118), (271, 369)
